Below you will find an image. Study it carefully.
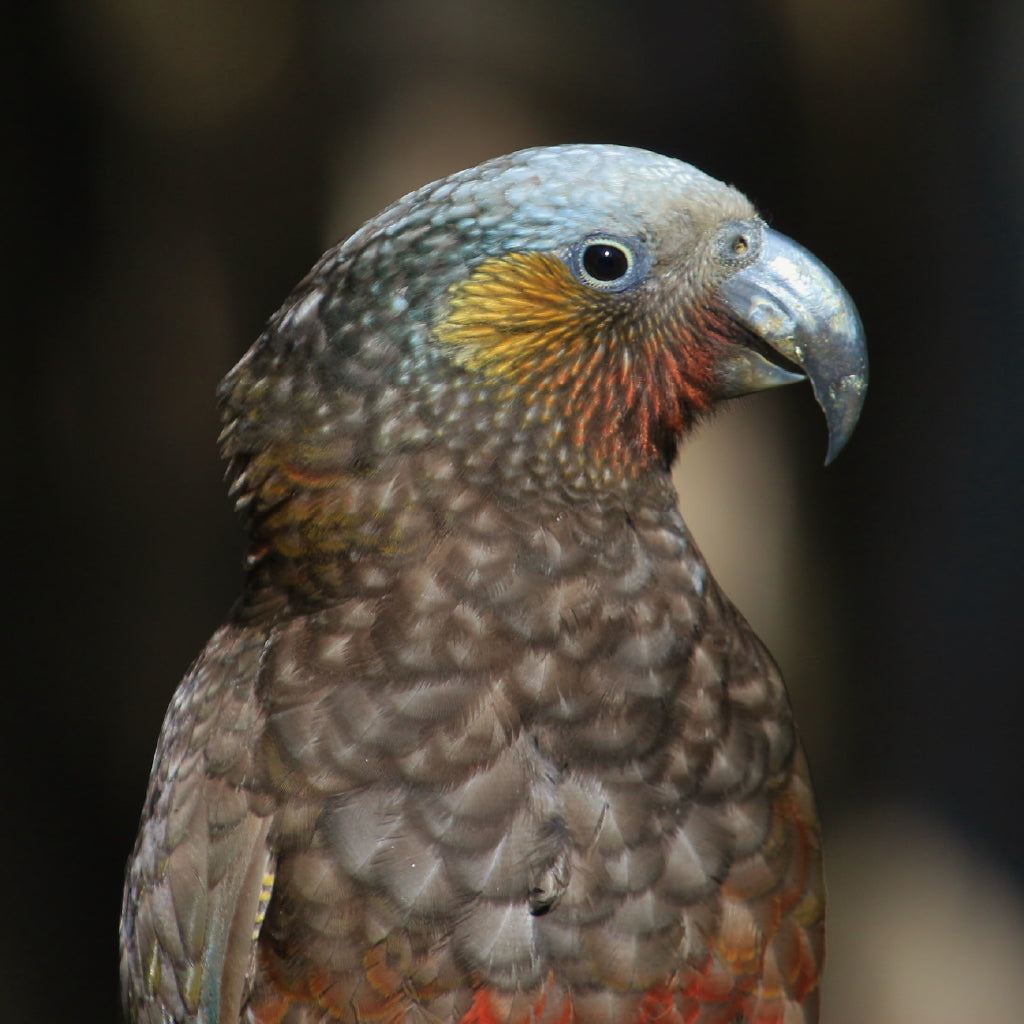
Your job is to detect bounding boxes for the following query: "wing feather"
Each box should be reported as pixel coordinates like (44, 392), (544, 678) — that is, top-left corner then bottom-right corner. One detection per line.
(121, 625), (274, 1024)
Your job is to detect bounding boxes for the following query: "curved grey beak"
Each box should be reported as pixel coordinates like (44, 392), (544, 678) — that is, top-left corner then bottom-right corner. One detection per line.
(717, 228), (868, 464)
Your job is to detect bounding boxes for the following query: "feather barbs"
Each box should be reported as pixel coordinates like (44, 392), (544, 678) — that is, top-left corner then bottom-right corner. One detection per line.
(435, 253), (717, 470)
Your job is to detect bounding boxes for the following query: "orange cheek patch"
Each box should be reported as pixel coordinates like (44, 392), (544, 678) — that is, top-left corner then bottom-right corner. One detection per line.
(434, 252), (716, 470)
(435, 252), (623, 392)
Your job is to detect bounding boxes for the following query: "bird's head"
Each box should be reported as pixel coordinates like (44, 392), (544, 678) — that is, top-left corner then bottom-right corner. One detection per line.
(420, 145), (866, 477)
(219, 146), (866, 602)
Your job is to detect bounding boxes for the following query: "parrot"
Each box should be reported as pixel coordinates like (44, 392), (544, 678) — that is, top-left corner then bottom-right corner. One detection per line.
(120, 144), (866, 1024)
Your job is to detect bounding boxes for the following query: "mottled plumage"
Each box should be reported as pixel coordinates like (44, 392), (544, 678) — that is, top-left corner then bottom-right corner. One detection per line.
(121, 145), (866, 1024)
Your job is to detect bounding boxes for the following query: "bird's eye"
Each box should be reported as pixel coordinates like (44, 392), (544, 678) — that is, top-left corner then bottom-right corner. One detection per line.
(583, 243), (630, 282)
(572, 236), (642, 292)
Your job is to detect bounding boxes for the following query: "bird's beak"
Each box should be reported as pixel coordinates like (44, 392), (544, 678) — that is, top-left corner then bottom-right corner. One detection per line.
(716, 228), (868, 464)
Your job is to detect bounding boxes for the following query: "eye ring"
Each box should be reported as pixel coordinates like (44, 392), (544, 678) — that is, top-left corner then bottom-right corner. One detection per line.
(572, 236), (643, 292)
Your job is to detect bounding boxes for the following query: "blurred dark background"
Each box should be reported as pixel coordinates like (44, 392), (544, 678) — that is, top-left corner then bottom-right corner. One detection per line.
(6, 2), (1024, 1021)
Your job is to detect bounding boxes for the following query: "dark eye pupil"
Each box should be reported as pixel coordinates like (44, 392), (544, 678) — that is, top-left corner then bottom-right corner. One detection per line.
(583, 244), (629, 282)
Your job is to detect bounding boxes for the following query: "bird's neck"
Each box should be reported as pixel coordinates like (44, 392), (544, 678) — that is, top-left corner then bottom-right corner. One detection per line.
(232, 432), (798, 809)
(222, 325), (717, 620)
(230, 415), (691, 622)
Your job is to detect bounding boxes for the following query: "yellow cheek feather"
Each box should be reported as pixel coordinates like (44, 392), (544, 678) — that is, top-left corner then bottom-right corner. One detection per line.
(435, 252), (627, 391)
(434, 250), (716, 470)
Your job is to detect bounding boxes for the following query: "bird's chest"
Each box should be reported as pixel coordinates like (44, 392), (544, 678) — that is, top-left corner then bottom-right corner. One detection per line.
(258, 496), (731, 791)
(260, 500), (784, 850)
(253, 503), (796, 1002)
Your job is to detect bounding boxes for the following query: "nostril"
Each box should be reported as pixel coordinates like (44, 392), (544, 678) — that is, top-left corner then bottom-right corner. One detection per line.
(717, 220), (760, 265)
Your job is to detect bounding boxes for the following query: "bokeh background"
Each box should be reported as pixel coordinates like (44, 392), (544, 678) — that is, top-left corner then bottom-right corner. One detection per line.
(7, 2), (1024, 1021)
